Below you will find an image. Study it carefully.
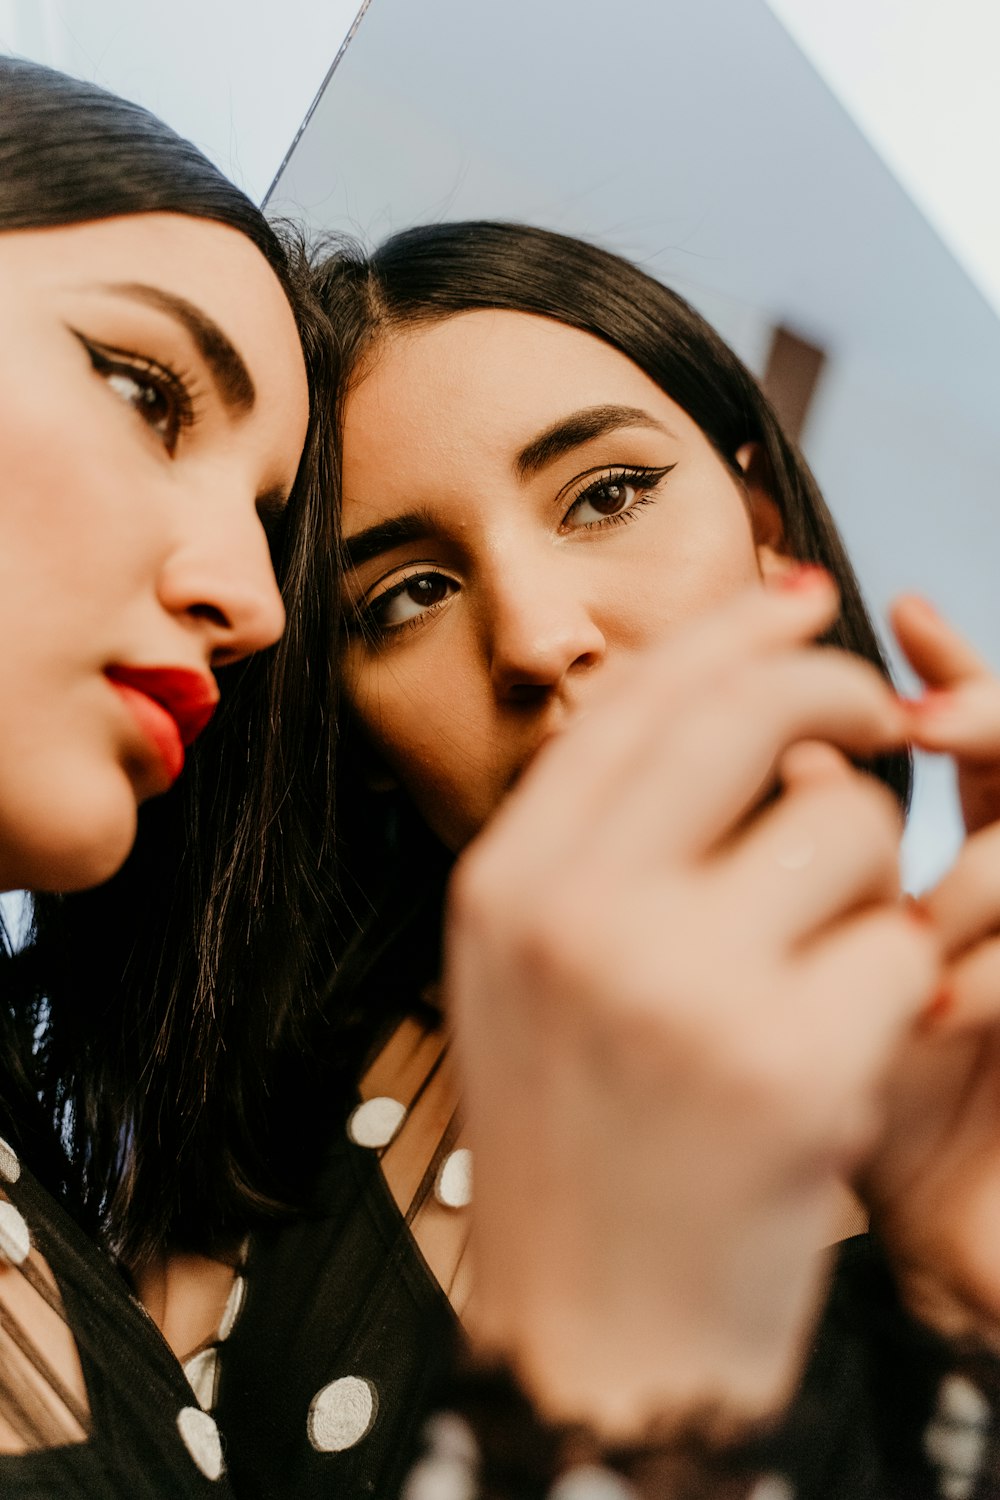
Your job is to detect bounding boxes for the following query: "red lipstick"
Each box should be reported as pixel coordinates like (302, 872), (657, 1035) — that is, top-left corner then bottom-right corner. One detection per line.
(105, 665), (219, 784)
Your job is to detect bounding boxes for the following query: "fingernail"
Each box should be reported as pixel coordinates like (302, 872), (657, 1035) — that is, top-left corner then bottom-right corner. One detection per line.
(909, 689), (956, 715)
(918, 986), (954, 1031)
(775, 565), (831, 593)
(904, 893), (934, 926)
(908, 595), (941, 620)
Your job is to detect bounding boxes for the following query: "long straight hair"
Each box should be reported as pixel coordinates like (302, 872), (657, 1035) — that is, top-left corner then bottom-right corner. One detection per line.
(314, 220), (911, 1036)
(0, 58), (341, 1264)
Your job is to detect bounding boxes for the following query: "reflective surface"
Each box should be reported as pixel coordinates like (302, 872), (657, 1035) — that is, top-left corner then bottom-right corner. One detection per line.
(273, 0), (1000, 882)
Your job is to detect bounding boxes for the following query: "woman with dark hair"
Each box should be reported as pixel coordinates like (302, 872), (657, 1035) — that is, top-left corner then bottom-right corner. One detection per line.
(0, 54), (337, 1495)
(218, 219), (1000, 1499)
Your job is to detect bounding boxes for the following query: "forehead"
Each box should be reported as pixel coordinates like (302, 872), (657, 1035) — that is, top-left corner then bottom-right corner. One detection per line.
(342, 310), (700, 483)
(1, 213), (306, 415)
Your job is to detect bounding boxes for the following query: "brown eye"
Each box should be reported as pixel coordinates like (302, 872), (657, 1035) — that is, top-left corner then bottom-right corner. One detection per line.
(405, 576), (449, 608)
(589, 480), (631, 515)
(371, 571), (458, 631)
(566, 475), (640, 527)
(563, 464), (675, 531)
(105, 371), (175, 445)
(73, 331), (194, 456)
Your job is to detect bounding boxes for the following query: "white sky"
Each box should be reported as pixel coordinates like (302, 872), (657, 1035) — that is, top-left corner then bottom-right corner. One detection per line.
(764, 0), (1000, 317)
(0, 0), (367, 202)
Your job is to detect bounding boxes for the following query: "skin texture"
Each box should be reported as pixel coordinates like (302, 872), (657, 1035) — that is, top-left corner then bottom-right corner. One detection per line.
(0, 213), (308, 893)
(339, 311), (941, 1434)
(340, 310), (791, 850)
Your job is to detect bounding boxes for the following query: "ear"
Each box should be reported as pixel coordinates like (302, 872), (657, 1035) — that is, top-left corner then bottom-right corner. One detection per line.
(733, 441), (799, 587)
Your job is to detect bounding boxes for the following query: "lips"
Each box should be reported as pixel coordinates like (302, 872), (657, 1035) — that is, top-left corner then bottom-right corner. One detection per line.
(105, 665), (219, 784)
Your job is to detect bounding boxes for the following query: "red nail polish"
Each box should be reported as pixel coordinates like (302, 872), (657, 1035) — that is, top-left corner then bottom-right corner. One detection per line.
(919, 987), (954, 1030)
(910, 689), (955, 714)
(903, 894), (934, 926)
(776, 565), (830, 592)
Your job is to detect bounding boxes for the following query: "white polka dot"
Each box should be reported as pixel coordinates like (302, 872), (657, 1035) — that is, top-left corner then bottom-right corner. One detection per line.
(0, 1201), (30, 1265)
(940, 1477), (976, 1500)
(938, 1374), (990, 1429)
(402, 1455), (477, 1500)
(348, 1097), (408, 1148)
(924, 1421), (985, 1484)
(183, 1347), (219, 1411)
(422, 1411), (479, 1467)
(549, 1465), (638, 1500)
(177, 1405), (224, 1480)
(217, 1275), (246, 1341)
(435, 1148), (472, 1209)
(748, 1478), (796, 1500)
(308, 1375), (378, 1452)
(0, 1138), (21, 1184)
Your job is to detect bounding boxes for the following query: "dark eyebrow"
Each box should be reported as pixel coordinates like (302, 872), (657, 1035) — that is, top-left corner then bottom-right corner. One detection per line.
(515, 404), (673, 479)
(96, 282), (256, 414)
(342, 510), (435, 571)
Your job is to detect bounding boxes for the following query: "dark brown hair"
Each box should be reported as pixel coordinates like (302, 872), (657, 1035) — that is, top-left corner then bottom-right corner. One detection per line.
(314, 220), (910, 1033)
(0, 57), (340, 1265)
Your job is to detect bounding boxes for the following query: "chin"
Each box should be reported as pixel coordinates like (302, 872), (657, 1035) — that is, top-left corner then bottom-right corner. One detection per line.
(4, 781), (139, 894)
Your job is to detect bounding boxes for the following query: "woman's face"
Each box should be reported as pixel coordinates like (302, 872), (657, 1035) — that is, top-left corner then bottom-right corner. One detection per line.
(0, 212), (308, 892)
(340, 310), (790, 852)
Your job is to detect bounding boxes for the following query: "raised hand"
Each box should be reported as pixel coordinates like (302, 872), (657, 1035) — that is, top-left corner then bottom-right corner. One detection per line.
(864, 600), (1000, 1342)
(445, 573), (938, 1440)
(893, 593), (1000, 836)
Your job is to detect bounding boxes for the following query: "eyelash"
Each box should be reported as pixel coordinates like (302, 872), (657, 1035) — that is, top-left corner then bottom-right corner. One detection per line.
(350, 462), (675, 646)
(561, 463), (674, 530)
(74, 332), (197, 456)
(349, 568), (456, 646)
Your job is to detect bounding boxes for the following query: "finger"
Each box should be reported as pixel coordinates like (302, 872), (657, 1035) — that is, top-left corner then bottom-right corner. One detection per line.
(778, 739), (855, 790)
(719, 770), (902, 946)
(795, 906), (940, 1080)
(600, 647), (907, 865)
(904, 678), (1000, 763)
(891, 594), (991, 690)
(922, 821), (1000, 958)
(932, 934), (1000, 1031)
(494, 574), (841, 857)
(891, 596), (1000, 759)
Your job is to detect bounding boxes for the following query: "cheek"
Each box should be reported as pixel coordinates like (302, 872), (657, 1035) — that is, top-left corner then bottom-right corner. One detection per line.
(346, 657), (500, 848)
(610, 519), (762, 649)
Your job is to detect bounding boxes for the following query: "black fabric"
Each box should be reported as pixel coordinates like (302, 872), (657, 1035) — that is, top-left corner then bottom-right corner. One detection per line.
(214, 1124), (455, 1498)
(2, 1115), (1000, 1496)
(0, 1160), (235, 1496)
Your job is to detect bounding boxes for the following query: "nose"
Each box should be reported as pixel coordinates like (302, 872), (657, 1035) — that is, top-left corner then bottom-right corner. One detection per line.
(487, 574), (606, 702)
(157, 511), (286, 668)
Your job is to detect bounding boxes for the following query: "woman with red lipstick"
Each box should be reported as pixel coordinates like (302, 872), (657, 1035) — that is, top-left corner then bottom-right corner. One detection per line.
(0, 55), (336, 1495)
(200, 221), (1000, 1500)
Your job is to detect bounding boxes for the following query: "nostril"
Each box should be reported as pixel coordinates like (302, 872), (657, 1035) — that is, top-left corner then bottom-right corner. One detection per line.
(188, 603), (229, 629)
(505, 683), (552, 706)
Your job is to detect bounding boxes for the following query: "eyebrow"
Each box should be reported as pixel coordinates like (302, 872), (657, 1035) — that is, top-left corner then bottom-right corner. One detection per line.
(95, 282), (256, 414)
(514, 404), (673, 478)
(342, 405), (676, 574)
(343, 509), (435, 571)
